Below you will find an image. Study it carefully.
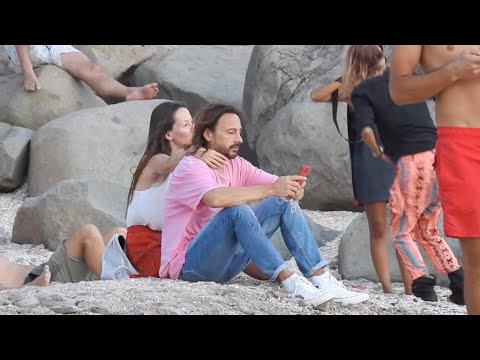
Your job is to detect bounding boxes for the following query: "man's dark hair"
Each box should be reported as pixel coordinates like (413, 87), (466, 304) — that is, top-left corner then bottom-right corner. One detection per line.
(186, 103), (241, 155)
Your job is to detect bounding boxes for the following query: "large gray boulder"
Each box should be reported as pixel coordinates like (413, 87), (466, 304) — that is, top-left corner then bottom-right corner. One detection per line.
(132, 45), (254, 116)
(28, 99), (164, 196)
(243, 45), (355, 210)
(338, 211), (462, 287)
(243, 45), (345, 151)
(0, 66), (106, 130)
(0, 123), (33, 191)
(256, 95), (353, 210)
(12, 179), (128, 251)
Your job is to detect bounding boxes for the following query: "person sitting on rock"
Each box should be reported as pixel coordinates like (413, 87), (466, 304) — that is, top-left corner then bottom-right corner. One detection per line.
(160, 102), (370, 306)
(4, 45), (159, 101)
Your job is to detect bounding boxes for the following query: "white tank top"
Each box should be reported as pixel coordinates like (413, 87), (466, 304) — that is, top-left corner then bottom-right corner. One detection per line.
(125, 176), (170, 231)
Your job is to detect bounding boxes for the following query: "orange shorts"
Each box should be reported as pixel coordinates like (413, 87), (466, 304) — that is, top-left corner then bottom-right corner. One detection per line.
(436, 127), (480, 238)
(126, 225), (162, 278)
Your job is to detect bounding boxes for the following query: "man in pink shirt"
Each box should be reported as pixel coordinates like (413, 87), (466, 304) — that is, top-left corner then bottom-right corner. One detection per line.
(160, 103), (369, 306)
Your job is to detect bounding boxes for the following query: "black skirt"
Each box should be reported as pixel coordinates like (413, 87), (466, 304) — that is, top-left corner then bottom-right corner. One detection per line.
(350, 140), (395, 205)
(347, 110), (395, 205)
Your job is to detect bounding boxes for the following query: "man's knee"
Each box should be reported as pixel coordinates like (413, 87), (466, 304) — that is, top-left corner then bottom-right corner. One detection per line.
(222, 204), (255, 219)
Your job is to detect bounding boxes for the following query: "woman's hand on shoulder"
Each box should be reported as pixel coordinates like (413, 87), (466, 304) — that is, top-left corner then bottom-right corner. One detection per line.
(196, 147), (228, 170)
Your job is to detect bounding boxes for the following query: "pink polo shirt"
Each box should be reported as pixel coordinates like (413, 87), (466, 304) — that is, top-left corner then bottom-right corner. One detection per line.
(159, 155), (278, 279)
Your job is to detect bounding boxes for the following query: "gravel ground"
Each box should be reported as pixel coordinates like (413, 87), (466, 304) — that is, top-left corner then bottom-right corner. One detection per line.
(0, 187), (466, 315)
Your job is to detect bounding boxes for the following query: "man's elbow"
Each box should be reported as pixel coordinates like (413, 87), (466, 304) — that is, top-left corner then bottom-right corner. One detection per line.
(202, 194), (223, 208)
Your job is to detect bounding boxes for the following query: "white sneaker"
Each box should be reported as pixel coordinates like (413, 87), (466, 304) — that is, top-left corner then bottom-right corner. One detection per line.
(310, 270), (369, 305)
(281, 273), (334, 306)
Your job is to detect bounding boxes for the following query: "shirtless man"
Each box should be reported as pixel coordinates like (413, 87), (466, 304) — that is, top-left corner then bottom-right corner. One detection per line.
(5, 45), (159, 101)
(389, 45), (480, 314)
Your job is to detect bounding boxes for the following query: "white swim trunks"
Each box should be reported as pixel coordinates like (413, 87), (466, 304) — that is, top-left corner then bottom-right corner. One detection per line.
(4, 45), (81, 71)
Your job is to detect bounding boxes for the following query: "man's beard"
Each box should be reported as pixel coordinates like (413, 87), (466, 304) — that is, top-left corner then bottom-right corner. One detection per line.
(218, 145), (240, 159)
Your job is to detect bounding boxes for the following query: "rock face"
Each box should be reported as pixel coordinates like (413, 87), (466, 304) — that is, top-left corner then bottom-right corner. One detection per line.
(28, 99), (164, 197)
(0, 123), (33, 191)
(243, 45), (345, 151)
(243, 45), (356, 210)
(338, 211), (462, 286)
(0, 66), (106, 130)
(12, 180), (128, 251)
(256, 100), (353, 210)
(133, 45), (253, 115)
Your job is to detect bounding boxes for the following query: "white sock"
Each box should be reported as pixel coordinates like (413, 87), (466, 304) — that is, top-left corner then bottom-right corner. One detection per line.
(309, 269), (329, 285)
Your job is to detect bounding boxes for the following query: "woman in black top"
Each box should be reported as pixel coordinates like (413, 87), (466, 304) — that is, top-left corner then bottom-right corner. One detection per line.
(310, 45), (407, 294)
(353, 69), (464, 305)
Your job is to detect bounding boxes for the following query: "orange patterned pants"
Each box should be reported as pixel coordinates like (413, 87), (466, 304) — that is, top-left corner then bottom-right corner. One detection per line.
(389, 149), (460, 281)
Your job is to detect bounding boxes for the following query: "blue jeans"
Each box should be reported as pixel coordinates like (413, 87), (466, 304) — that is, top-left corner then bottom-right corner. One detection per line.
(179, 197), (328, 283)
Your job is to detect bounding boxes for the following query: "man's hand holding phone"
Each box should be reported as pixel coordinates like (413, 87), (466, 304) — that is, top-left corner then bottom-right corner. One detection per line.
(291, 165), (311, 201)
(273, 166), (311, 201)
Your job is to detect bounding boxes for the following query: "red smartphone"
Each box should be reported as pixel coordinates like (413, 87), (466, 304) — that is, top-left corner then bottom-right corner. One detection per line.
(297, 165), (312, 186)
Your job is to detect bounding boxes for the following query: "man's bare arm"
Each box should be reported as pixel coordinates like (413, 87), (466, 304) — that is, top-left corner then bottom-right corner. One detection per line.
(389, 45), (456, 105)
(390, 45), (480, 105)
(202, 175), (306, 208)
(15, 45), (41, 91)
(202, 185), (276, 208)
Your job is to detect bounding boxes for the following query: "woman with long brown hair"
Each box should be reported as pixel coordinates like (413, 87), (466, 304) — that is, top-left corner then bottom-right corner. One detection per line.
(125, 101), (227, 277)
(310, 45), (407, 294)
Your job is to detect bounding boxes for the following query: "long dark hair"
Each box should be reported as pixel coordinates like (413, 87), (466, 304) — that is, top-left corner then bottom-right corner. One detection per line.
(127, 101), (187, 206)
(186, 103), (240, 155)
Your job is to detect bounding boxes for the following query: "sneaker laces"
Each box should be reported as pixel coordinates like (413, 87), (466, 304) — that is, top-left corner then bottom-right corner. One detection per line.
(293, 275), (321, 298)
(323, 272), (347, 290)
